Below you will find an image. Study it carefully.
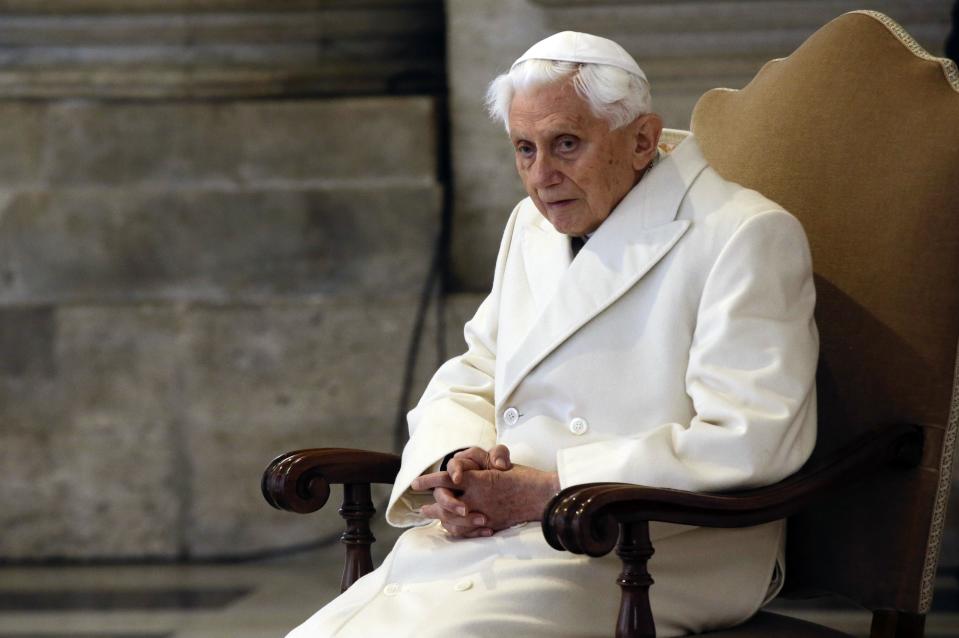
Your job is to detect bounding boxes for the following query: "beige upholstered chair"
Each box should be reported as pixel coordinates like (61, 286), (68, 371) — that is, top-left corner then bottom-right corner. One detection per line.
(264, 11), (959, 637)
(684, 10), (959, 636)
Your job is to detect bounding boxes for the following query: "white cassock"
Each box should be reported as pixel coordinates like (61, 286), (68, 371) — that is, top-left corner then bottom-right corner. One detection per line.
(287, 135), (819, 638)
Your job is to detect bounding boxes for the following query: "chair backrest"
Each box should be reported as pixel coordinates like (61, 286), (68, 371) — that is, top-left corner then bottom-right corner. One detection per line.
(689, 11), (959, 614)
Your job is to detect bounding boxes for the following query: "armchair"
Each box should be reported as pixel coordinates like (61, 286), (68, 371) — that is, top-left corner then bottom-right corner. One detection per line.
(263, 11), (959, 638)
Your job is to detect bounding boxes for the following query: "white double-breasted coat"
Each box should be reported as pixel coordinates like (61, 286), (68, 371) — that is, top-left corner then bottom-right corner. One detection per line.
(288, 135), (818, 637)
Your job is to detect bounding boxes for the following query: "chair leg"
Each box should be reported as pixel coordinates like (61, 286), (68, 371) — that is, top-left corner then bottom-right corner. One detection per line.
(339, 482), (376, 592)
(615, 521), (656, 638)
(870, 610), (925, 638)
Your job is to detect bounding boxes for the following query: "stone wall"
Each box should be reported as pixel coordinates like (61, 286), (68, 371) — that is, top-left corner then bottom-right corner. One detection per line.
(0, 1), (456, 560)
(0, 97), (453, 560)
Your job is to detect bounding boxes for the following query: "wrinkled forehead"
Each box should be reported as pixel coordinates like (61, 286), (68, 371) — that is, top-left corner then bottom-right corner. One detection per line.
(507, 79), (606, 138)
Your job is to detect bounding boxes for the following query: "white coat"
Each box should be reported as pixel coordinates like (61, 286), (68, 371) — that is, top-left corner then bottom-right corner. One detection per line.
(288, 135), (818, 638)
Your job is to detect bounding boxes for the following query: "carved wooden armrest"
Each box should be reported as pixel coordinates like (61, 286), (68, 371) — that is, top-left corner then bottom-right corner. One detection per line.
(262, 448), (401, 591)
(541, 424), (923, 638)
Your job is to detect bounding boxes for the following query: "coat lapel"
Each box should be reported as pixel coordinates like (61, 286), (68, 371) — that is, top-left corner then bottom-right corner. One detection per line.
(521, 217), (573, 314)
(497, 136), (709, 407)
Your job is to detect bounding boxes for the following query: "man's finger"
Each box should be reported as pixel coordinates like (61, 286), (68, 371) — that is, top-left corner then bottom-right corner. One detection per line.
(422, 498), (484, 527)
(433, 487), (470, 517)
(489, 444), (512, 470)
(443, 523), (494, 538)
(447, 456), (482, 484)
(411, 471), (456, 492)
(449, 447), (490, 483)
(438, 509), (488, 528)
(443, 523), (467, 537)
(452, 446), (489, 462)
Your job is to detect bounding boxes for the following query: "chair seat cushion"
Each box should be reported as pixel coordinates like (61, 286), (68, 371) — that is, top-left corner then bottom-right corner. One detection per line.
(701, 611), (853, 637)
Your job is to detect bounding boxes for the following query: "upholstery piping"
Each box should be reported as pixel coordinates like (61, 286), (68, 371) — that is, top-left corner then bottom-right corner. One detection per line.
(851, 10), (959, 93)
(920, 340), (959, 613)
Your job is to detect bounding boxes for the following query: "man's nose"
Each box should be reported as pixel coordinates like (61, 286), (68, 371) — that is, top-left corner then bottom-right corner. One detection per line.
(530, 153), (561, 188)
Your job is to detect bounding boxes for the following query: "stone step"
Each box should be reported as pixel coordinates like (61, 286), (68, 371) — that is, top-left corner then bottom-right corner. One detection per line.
(0, 183), (442, 304)
(610, 24), (948, 61)
(0, 9), (442, 46)
(541, 0), (946, 34)
(0, 41), (443, 68)
(0, 61), (445, 99)
(0, 97), (438, 187)
(0, 0), (445, 98)
(0, 60), (447, 101)
(0, 0), (438, 12)
(544, 0), (949, 59)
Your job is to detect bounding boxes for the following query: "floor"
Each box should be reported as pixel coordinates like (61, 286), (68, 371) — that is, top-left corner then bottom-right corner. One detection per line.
(1, 517), (957, 638)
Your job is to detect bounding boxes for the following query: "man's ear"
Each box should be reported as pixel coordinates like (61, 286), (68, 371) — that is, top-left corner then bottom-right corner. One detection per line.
(631, 113), (664, 171)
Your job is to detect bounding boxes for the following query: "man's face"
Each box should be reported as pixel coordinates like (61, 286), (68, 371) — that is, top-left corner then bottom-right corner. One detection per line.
(508, 79), (644, 236)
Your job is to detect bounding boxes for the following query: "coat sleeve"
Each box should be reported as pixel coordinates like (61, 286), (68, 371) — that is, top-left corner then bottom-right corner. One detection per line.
(556, 209), (819, 492)
(385, 204), (522, 526)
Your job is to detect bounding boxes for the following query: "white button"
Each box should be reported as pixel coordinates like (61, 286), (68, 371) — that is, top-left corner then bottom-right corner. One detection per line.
(503, 407), (519, 426)
(453, 578), (473, 592)
(569, 417), (588, 435)
(384, 583), (401, 596)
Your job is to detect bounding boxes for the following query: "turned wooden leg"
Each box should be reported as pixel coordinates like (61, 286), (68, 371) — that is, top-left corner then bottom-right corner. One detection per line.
(338, 482), (376, 592)
(615, 521), (656, 638)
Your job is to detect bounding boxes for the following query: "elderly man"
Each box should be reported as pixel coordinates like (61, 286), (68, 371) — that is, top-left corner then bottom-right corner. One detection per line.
(289, 31), (817, 637)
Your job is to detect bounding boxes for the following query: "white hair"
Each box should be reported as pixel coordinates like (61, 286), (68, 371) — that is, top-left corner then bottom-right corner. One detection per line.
(485, 59), (652, 133)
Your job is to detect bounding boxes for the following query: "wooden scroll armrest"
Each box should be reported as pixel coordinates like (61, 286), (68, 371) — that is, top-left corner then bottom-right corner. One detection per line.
(262, 448), (401, 591)
(541, 423), (923, 638)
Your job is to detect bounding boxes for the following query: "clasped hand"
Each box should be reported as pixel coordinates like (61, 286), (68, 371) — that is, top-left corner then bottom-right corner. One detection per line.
(411, 445), (560, 538)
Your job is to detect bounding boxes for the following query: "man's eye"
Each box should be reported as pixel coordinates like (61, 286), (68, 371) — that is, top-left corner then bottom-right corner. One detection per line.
(516, 144), (534, 157)
(557, 137), (578, 152)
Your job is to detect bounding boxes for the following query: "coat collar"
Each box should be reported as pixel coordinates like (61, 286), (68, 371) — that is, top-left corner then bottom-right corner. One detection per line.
(497, 135), (708, 407)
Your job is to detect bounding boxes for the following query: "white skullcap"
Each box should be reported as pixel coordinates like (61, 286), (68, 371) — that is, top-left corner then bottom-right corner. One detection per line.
(511, 31), (647, 82)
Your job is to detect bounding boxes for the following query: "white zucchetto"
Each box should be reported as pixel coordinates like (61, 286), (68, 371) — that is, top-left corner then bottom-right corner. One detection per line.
(511, 31), (647, 82)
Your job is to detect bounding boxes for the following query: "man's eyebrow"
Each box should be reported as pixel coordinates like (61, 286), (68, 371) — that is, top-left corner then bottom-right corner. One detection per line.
(510, 123), (582, 143)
